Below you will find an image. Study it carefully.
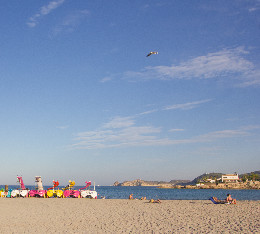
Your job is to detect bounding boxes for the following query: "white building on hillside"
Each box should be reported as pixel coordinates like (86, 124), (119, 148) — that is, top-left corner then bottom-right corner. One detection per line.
(222, 174), (239, 183)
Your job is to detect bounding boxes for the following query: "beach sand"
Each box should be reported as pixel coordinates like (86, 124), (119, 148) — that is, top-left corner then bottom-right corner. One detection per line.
(0, 199), (259, 233)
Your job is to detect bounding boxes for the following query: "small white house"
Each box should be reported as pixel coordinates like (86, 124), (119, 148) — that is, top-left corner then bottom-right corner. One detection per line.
(206, 179), (216, 183)
(222, 174), (239, 183)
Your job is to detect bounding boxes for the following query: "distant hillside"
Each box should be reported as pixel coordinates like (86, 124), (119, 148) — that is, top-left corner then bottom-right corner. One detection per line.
(239, 171), (260, 181)
(113, 179), (190, 187)
(113, 170), (260, 187)
(190, 170), (260, 184)
(190, 173), (224, 185)
(240, 170), (260, 177)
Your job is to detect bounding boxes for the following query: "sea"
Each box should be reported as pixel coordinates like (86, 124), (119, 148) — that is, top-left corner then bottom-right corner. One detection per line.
(1, 185), (260, 200)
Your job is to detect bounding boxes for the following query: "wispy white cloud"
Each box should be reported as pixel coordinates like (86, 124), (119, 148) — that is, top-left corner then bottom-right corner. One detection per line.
(72, 116), (162, 149)
(136, 109), (159, 116)
(248, 0), (260, 12)
(122, 47), (259, 86)
(100, 77), (113, 83)
(169, 129), (185, 132)
(191, 129), (250, 143)
(237, 69), (260, 87)
(27, 0), (65, 27)
(164, 99), (212, 110)
(70, 111), (259, 149)
(102, 116), (135, 129)
(56, 125), (69, 130)
(70, 99), (213, 149)
(51, 10), (90, 36)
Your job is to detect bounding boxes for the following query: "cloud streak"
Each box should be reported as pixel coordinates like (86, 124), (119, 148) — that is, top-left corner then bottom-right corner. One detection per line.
(71, 99), (213, 149)
(27, 0), (65, 27)
(164, 99), (212, 110)
(51, 10), (90, 36)
(71, 111), (259, 150)
(121, 47), (259, 86)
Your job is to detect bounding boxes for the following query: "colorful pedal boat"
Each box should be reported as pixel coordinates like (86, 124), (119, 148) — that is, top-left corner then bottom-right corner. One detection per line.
(29, 190), (47, 198)
(63, 190), (80, 198)
(29, 176), (46, 197)
(46, 189), (63, 198)
(11, 189), (30, 198)
(0, 190), (11, 198)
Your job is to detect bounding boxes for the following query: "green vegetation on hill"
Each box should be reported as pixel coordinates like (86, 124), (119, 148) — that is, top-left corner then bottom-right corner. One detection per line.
(239, 171), (260, 182)
(191, 173), (223, 185)
(114, 170), (260, 186)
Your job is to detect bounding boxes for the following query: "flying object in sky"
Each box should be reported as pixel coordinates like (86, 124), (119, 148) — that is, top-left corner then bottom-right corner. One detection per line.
(146, 51), (158, 57)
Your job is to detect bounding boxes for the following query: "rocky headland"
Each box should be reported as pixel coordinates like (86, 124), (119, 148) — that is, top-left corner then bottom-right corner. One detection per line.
(113, 170), (260, 189)
(113, 179), (190, 187)
(114, 179), (260, 189)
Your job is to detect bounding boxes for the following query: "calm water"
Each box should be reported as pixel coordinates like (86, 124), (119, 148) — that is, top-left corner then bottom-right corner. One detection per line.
(2, 185), (259, 200)
(94, 186), (260, 200)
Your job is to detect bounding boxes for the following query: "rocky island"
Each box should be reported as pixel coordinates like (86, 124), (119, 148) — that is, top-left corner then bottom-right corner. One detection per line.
(113, 179), (190, 187)
(114, 170), (260, 189)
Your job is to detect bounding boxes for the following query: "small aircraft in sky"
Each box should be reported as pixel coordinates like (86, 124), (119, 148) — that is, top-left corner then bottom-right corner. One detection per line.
(146, 51), (158, 57)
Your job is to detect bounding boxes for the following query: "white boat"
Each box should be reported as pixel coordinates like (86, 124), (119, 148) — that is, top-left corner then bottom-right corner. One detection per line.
(11, 176), (30, 198)
(81, 190), (97, 199)
(11, 189), (29, 198)
(80, 181), (97, 199)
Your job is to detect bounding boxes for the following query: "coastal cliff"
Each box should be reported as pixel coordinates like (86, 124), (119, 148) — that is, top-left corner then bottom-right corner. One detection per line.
(113, 179), (190, 187)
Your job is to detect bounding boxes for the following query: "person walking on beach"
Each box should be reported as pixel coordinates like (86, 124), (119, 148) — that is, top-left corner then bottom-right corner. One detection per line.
(129, 194), (133, 199)
(226, 194), (237, 204)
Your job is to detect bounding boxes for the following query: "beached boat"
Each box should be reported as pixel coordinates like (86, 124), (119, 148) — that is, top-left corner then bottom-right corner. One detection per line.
(63, 180), (80, 198)
(29, 176), (47, 198)
(80, 181), (97, 199)
(11, 176), (30, 198)
(0, 186), (11, 198)
(46, 180), (63, 198)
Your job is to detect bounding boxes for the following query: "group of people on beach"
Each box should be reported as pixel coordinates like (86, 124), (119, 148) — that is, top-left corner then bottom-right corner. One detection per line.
(130, 193), (236, 204)
(129, 194), (161, 203)
(212, 193), (237, 204)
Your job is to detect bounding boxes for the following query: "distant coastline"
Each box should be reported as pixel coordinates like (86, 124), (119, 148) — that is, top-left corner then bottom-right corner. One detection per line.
(114, 170), (260, 190)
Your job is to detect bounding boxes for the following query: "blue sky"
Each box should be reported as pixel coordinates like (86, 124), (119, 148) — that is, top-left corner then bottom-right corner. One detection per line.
(0, 0), (260, 186)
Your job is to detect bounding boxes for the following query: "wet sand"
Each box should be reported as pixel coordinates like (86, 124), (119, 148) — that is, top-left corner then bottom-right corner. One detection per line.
(0, 199), (259, 233)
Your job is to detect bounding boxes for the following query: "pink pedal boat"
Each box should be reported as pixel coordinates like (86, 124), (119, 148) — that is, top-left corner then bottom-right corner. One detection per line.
(63, 180), (80, 198)
(29, 176), (47, 198)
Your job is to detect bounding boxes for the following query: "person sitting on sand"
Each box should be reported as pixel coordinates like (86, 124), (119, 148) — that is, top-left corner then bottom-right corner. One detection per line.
(149, 199), (161, 203)
(129, 194), (133, 199)
(226, 194), (237, 204)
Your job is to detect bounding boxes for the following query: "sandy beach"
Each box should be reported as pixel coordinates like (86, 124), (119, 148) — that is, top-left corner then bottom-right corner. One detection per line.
(0, 199), (259, 233)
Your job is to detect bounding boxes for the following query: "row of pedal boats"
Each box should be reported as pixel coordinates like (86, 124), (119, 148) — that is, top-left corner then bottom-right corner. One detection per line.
(0, 176), (97, 199)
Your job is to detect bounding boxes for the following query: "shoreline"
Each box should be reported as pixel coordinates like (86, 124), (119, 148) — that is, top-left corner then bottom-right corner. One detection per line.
(0, 199), (259, 233)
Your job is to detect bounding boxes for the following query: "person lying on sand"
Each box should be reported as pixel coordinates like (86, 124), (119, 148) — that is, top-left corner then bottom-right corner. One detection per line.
(140, 197), (146, 200)
(212, 197), (228, 204)
(149, 199), (161, 203)
(226, 194), (237, 204)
